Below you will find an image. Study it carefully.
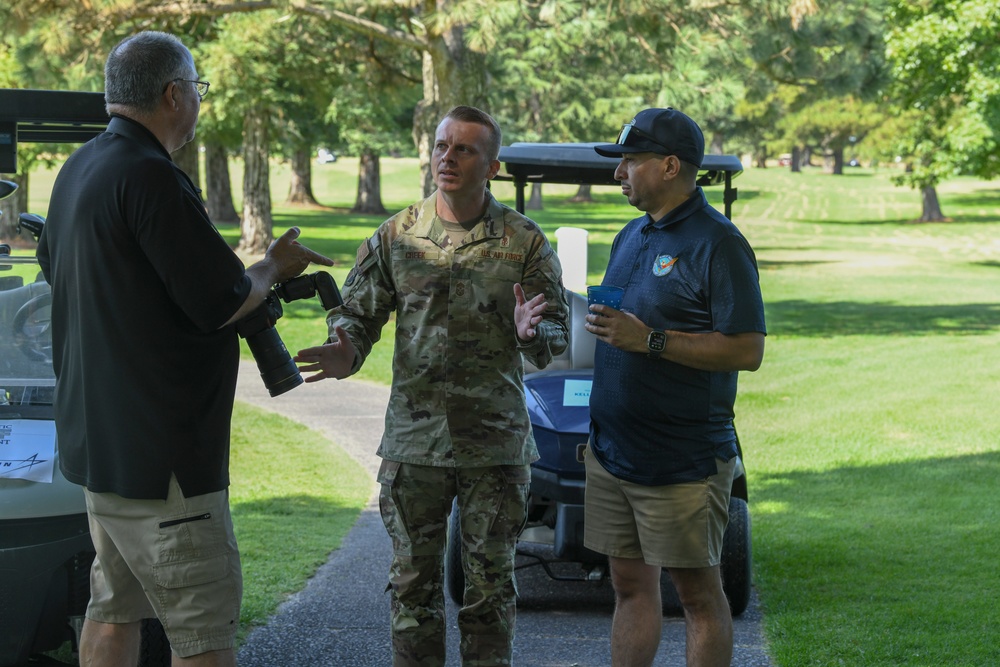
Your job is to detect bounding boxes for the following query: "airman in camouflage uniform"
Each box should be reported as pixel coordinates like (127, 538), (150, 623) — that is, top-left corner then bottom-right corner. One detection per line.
(295, 106), (569, 666)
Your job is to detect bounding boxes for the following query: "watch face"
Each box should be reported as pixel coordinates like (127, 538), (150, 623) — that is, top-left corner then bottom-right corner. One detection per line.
(648, 330), (665, 352)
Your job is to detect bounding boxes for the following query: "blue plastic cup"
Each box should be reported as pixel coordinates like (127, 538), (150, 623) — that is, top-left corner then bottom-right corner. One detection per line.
(587, 285), (624, 310)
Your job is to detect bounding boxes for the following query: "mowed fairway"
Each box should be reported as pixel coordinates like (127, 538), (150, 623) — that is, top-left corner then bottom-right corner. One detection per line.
(729, 168), (999, 666)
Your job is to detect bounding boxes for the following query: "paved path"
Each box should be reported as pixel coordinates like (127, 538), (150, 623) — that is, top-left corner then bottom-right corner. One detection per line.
(234, 362), (772, 666)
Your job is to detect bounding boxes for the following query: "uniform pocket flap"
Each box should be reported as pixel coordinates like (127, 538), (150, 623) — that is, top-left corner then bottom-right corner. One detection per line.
(501, 464), (532, 485)
(377, 459), (401, 485)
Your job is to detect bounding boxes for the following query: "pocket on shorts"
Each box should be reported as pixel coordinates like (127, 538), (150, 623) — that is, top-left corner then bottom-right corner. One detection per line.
(153, 554), (230, 589)
(157, 510), (225, 553)
(154, 509), (231, 588)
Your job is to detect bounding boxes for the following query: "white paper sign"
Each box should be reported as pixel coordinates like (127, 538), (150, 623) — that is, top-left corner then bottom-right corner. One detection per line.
(0, 419), (56, 483)
(563, 379), (592, 407)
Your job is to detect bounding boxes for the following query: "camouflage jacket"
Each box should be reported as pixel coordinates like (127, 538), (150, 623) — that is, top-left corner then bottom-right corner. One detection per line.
(329, 192), (569, 467)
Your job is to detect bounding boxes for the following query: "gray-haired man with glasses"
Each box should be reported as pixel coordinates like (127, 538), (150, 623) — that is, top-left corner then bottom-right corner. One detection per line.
(38, 30), (332, 667)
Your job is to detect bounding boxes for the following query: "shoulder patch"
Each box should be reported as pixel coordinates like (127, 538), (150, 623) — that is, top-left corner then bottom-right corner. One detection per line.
(355, 239), (372, 265)
(345, 237), (382, 288)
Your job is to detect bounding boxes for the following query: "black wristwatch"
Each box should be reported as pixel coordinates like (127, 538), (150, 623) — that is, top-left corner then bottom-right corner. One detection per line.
(647, 329), (666, 358)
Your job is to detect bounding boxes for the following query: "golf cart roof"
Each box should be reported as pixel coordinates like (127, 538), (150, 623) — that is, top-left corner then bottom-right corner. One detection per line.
(495, 142), (742, 219)
(0, 89), (108, 172)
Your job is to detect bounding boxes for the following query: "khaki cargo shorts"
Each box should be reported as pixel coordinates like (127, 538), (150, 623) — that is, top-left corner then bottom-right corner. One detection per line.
(84, 474), (242, 658)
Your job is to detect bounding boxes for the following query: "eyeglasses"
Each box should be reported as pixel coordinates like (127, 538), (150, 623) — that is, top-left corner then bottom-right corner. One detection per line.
(616, 123), (672, 154)
(166, 79), (210, 100)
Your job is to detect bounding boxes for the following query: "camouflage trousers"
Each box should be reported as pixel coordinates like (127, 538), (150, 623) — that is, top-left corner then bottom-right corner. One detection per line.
(377, 460), (531, 667)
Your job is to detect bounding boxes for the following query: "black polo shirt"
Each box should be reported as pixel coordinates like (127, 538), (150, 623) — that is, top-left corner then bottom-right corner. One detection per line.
(38, 115), (251, 499)
(589, 188), (766, 486)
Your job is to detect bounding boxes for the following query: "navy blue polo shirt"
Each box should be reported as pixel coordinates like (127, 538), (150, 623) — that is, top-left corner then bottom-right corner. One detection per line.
(589, 187), (765, 486)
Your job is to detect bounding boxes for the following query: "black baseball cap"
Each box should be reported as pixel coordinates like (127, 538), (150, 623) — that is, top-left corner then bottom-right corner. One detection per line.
(594, 107), (705, 167)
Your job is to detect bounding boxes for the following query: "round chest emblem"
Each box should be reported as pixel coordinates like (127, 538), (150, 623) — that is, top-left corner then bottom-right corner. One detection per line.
(652, 254), (678, 276)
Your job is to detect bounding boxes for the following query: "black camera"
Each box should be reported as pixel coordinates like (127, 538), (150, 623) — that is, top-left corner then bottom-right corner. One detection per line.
(17, 212), (45, 241)
(236, 272), (343, 397)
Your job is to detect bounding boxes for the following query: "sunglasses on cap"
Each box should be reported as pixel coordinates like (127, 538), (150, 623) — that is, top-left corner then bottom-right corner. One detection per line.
(616, 122), (673, 154)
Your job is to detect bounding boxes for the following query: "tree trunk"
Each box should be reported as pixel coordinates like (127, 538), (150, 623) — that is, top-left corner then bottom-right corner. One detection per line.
(800, 146), (814, 168)
(568, 184), (594, 203)
(755, 149), (767, 169)
(205, 142), (240, 224)
(920, 185), (945, 222)
(173, 139), (201, 193)
(286, 148), (320, 206)
(828, 147), (844, 175)
(352, 150), (387, 215)
(237, 108), (273, 255)
(413, 54), (438, 198)
(710, 131), (724, 156)
(0, 172), (30, 246)
(527, 182), (543, 210)
(790, 146), (802, 173)
(413, 1), (490, 196)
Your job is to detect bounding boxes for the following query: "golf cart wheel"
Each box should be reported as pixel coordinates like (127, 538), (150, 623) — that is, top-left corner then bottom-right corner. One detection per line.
(444, 499), (464, 606)
(721, 496), (752, 616)
(12, 292), (53, 362)
(138, 618), (171, 666)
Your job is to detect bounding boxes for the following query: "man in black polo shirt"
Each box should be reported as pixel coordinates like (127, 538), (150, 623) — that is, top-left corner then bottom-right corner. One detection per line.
(37, 31), (331, 666)
(582, 108), (766, 667)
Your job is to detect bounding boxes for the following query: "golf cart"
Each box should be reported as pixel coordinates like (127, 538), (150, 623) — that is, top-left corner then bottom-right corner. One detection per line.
(0, 88), (169, 666)
(445, 143), (752, 615)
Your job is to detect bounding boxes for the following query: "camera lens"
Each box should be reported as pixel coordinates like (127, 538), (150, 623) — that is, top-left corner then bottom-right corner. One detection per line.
(244, 327), (303, 397)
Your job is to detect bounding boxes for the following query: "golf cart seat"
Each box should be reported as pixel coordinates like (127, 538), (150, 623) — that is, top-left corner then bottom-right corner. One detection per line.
(525, 289), (594, 373)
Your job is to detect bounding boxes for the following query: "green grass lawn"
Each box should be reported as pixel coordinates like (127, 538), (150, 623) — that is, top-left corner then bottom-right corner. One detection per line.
(24, 157), (1000, 665)
(729, 169), (1000, 666)
(229, 403), (373, 639)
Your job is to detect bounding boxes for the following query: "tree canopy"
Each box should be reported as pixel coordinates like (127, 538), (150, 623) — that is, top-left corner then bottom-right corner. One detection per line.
(882, 0), (1000, 218)
(2, 0), (995, 233)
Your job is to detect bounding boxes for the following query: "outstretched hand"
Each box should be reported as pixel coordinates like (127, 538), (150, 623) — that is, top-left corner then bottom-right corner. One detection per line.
(294, 325), (356, 382)
(267, 227), (335, 284)
(513, 283), (547, 341)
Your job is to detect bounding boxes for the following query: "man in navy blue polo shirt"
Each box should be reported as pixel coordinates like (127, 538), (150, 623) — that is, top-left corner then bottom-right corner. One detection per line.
(582, 108), (766, 667)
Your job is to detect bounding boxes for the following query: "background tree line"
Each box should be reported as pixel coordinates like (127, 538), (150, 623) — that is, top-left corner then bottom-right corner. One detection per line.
(1, 0), (997, 249)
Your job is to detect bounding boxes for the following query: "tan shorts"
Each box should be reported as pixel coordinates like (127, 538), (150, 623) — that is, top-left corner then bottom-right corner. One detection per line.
(84, 475), (242, 658)
(583, 448), (735, 569)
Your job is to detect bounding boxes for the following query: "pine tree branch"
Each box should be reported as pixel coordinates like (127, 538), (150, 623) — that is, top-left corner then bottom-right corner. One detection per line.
(110, 1), (428, 52)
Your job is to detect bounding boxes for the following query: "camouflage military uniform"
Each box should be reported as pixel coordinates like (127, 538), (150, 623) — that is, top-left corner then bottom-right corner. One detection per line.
(329, 192), (569, 666)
